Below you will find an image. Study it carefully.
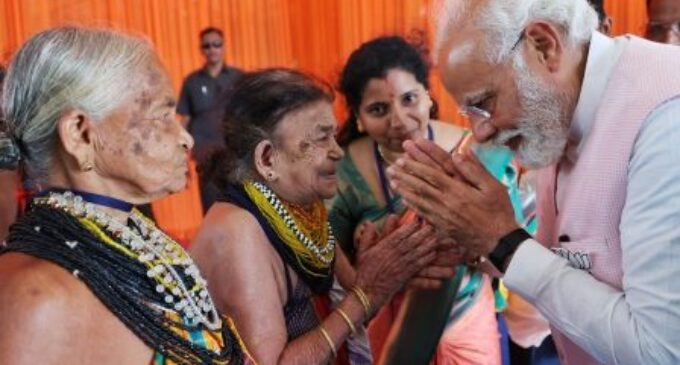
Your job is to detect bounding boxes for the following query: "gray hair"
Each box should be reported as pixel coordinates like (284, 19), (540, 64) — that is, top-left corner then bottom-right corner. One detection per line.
(434, 0), (599, 64)
(1, 26), (156, 181)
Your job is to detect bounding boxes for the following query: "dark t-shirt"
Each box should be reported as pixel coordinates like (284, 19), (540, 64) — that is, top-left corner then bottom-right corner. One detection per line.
(177, 65), (242, 159)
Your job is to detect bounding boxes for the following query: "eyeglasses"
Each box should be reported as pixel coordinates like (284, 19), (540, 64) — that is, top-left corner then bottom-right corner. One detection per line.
(458, 31), (525, 123)
(201, 41), (223, 50)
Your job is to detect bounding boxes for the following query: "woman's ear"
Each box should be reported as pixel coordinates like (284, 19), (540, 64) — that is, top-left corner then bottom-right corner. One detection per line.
(426, 91), (434, 109)
(57, 109), (96, 171)
(356, 115), (366, 133)
(253, 139), (278, 181)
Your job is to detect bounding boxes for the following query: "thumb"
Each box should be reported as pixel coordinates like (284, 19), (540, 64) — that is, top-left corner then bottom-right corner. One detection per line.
(453, 151), (493, 190)
(381, 214), (400, 238)
(357, 221), (378, 257)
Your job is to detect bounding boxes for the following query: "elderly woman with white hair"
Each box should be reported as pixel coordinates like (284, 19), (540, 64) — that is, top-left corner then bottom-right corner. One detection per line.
(0, 27), (250, 364)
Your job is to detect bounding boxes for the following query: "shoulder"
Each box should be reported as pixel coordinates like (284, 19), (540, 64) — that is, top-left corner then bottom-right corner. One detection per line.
(430, 120), (466, 152)
(197, 202), (266, 244)
(630, 98), (680, 174)
(339, 137), (376, 191)
(346, 136), (373, 160)
(0, 253), (91, 317)
(0, 253), (148, 363)
(345, 137), (375, 176)
(225, 66), (244, 76)
(182, 69), (206, 84)
(191, 203), (272, 276)
(191, 203), (286, 308)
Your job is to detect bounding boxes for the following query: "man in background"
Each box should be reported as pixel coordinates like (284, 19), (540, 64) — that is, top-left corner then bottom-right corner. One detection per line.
(646, 0), (680, 45)
(590, 0), (613, 34)
(178, 27), (242, 212)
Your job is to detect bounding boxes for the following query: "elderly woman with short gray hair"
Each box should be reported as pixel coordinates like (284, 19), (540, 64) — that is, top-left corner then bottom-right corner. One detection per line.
(0, 26), (250, 364)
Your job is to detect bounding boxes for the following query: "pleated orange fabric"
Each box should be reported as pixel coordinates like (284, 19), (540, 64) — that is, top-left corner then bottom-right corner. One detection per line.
(0, 0), (647, 243)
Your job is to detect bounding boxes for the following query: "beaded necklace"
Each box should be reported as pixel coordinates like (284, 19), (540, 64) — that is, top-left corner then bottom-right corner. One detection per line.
(244, 181), (335, 267)
(37, 190), (222, 330)
(4, 191), (246, 364)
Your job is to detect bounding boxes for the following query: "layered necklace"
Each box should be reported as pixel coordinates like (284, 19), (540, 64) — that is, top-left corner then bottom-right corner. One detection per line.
(35, 190), (222, 330)
(244, 181), (336, 269)
(3, 189), (246, 364)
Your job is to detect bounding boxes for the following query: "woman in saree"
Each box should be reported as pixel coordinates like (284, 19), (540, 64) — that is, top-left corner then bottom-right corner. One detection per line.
(191, 69), (445, 365)
(330, 35), (529, 364)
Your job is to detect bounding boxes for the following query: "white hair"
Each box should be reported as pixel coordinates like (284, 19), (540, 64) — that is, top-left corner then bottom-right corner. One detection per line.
(1, 26), (155, 181)
(435, 0), (599, 63)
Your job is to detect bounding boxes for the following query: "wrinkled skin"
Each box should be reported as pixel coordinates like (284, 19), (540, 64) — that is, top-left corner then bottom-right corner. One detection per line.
(0, 57), (194, 364)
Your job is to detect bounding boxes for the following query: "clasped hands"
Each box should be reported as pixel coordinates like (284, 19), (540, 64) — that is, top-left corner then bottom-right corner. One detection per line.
(385, 138), (520, 272)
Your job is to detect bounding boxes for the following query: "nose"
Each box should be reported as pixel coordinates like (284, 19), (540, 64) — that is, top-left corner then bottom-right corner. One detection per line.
(471, 119), (497, 142)
(178, 123), (194, 151)
(389, 104), (409, 130)
(329, 136), (345, 160)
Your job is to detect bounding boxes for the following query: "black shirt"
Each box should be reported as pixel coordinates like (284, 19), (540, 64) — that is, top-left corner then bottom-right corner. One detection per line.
(177, 65), (242, 158)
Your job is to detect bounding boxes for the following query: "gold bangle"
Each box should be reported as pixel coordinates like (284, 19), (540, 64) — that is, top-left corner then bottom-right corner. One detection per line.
(336, 307), (356, 334)
(318, 325), (337, 358)
(350, 286), (371, 317)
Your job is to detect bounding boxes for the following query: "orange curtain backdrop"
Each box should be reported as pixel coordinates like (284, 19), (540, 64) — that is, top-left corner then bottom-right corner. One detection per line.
(0, 0), (647, 243)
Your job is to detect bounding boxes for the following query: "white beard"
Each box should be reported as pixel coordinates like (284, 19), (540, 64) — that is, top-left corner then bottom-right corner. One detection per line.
(489, 53), (571, 169)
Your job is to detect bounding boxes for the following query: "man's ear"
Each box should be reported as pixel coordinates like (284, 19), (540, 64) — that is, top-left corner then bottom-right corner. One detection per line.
(57, 109), (96, 170)
(523, 21), (564, 73)
(253, 139), (278, 182)
(600, 17), (613, 36)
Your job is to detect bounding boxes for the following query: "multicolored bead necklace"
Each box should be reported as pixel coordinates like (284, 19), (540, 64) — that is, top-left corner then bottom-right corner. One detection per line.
(36, 190), (222, 330)
(245, 181), (335, 268)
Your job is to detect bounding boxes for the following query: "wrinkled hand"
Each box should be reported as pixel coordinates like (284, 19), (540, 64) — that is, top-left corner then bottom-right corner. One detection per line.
(354, 219), (438, 311)
(386, 138), (519, 259)
(408, 235), (463, 290)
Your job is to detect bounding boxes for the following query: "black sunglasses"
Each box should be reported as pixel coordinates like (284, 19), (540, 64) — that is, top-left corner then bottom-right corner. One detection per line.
(201, 41), (223, 50)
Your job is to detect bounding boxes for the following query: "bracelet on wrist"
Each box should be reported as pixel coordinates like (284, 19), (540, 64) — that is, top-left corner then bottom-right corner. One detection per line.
(350, 286), (371, 317)
(318, 325), (337, 358)
(335, 307), (357, 334)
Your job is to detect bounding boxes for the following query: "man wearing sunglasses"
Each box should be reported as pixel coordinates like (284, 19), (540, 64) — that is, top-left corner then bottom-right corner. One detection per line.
(646, 0), (680, 45)
(177, 27), (242, 212)
(387, 0), (680, 364)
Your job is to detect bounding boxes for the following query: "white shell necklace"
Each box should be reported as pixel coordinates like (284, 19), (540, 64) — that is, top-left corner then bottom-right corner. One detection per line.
(40, 190), (222, 331)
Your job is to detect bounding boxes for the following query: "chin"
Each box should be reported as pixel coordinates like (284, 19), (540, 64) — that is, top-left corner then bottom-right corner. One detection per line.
(319, 190), (336, 201)
(317, 182), (338, 200)
(515, 144), (564, 169)
(166, 176), (190, 194)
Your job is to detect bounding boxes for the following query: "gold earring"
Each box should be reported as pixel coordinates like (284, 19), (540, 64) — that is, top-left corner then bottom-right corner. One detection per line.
(357, 121), (365, 133)
(80, 161), (93, 172)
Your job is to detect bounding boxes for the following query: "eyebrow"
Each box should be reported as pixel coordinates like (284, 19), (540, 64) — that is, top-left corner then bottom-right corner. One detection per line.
(162, 97), (177, 108)
(318, 124), (335, 133)
(463, 90), (489, 106)
(403, 88), (421, 95)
